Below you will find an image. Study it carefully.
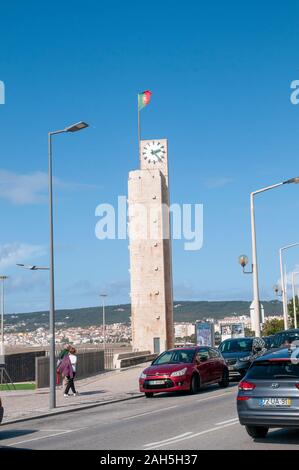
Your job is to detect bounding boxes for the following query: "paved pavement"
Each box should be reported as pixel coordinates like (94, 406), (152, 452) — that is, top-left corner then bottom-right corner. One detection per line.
(0, 364), (144, 424)
(1, 379), (299, 449)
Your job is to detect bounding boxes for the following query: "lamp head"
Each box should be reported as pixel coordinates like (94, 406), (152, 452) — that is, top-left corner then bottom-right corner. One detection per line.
(238, 255), (248, 268)
(65, 121), (89, 133)
(283, 177), (299, 184)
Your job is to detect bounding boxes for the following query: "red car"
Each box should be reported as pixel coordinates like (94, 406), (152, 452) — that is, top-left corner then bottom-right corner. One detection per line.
(139, 346), (229, 397)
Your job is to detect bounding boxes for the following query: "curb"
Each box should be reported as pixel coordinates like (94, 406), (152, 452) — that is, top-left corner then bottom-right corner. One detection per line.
(1, 393), (144, 427)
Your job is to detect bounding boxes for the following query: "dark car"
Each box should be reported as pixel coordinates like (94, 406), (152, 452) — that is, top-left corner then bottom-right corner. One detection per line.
(262, 335), (276, 350)
(219, 337), (265, 378)
(0, 397), (3, 424)
(139, 346), (229, 397)
(271, 329), (299, 349)
(237, 346), (299, 438)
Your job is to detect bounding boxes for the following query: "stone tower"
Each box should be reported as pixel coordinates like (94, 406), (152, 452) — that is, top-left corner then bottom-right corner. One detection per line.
(128, 139), (174, 354)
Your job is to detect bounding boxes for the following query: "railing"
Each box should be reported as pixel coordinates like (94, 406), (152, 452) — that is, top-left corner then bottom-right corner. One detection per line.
(36, 349), (105, 388)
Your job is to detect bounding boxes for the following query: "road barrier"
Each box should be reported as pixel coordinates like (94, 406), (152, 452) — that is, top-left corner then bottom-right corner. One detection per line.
(36, 349), (105, 388)
(113, 351), (157, 369)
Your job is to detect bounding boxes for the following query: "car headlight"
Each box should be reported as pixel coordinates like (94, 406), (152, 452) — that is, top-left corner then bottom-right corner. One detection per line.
(171, 367), (188, 377)
(239, 356), (251, 362)
(140, 372), (147, 379)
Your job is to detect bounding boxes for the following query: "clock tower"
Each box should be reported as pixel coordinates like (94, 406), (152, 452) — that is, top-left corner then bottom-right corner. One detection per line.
(128, 139), (174, 354)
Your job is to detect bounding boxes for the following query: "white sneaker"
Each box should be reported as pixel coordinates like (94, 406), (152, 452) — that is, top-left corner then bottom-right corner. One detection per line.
(64, 394), (69, 398)
(73, 393), (77, 396)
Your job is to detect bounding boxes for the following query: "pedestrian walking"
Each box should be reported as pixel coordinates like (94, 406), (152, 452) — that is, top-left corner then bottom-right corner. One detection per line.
(64, 347), (78, 397)
(56, 344), (70, 388)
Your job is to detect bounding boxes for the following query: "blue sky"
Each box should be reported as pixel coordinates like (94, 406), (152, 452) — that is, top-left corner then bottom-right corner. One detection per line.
(1, 0), (299, 313)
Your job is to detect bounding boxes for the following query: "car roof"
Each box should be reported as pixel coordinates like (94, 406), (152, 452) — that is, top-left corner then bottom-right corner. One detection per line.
(167, 346), (214, 352)
(274, 329), (299, 335)
(220, 337), (254, 342)
(254, 347), (295, 361)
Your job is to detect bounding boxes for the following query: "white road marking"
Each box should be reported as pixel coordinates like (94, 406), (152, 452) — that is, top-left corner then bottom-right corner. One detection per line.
(144, 421), (239, 449)
(7, 430), (74, 447)
(122, 405), (178, 421)
(197, 391), (234, 402)
(35, 429), (71, 432)
(144, 432), (193, 447)
(6, 426), (86, 447)
(215, 418), (238, 426)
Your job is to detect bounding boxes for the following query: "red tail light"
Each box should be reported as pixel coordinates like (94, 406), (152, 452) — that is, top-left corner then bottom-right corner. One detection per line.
(295, 384), (299, 390)
(238, 381), (256, 391)
(237, 396), (250, 401)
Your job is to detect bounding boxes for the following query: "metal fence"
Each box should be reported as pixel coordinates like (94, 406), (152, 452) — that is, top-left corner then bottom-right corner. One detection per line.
(36, 349), (105, 388)
(5, 350), (46, 382)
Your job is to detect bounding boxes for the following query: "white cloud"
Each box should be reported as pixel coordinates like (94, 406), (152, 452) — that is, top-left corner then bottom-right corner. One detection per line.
(0, 242), (46, 270)
(0, 169), (98, 205)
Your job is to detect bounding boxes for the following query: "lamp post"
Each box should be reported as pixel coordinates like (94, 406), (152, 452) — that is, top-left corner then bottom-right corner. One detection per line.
(279, 243), (299, 330)
(48, 121), (89, 410)
(239, 177), (299, 338)
(0, 276), (8, 364)
(291, 271), (299, 329)
(100, 294), (107, 351)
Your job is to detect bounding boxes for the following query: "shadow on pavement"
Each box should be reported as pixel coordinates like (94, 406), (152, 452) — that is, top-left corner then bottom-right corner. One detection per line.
(255, 428), (299, 445)
(0, 429), (38, 441)
(75, 390), (107, 396)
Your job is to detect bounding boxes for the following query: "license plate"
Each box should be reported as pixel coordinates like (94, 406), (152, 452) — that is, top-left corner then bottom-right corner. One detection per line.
(259, 398), (292, 407)
(148, 380), (165, 385)
(228, 366), (235, 371)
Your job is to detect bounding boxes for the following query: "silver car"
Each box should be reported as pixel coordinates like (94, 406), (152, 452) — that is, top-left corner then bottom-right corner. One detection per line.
(237, 347), (299, 438)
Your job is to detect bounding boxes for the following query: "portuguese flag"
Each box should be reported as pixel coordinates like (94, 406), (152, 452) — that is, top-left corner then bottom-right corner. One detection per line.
(138, 90), (152, 110)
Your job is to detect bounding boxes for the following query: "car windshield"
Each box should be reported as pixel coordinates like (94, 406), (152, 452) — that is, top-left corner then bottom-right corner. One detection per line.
(219, 338), (253, 353)
(246, 361), (299, 379)
(153, 349), (195, 365)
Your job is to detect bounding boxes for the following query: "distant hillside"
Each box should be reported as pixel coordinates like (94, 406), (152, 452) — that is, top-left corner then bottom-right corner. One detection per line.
(4, 300), (283, 333)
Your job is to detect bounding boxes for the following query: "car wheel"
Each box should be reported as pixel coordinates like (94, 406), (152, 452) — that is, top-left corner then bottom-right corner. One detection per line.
(218, 369), (229, 388)
(145, 392), (154, 398)
(245, 425), (269, 439)
(189, 374), (200, 394)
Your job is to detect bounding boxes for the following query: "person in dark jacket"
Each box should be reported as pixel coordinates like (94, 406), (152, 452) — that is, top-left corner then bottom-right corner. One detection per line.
(56, 344), (70, 387)
(64, 347), (78, 397)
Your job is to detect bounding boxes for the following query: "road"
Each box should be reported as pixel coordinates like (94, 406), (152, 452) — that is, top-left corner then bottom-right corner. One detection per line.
(1, 382), (299, 450)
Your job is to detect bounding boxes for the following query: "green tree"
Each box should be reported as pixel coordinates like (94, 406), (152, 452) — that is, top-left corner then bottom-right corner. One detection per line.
(262, 318), (284, 336)
(244, 327), (255, 337)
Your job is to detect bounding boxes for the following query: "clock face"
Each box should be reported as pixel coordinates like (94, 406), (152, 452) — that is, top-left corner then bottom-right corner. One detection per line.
(142, 141), (166, 164)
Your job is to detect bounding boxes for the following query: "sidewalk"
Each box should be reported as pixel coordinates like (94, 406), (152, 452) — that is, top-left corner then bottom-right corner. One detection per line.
(0, 364), (147, 425)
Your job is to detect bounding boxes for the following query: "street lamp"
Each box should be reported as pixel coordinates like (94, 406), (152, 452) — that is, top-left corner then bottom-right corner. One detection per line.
(292, 271), (299, 329)
(0, 276), (8, 364)
(279, 243), (299, 330)
(48, 121), (89, 410)
(100, 294), (107, 350)
(16, 264), (49, 271)
(239, 177), (299, 338)
(273, 284), (282, 297)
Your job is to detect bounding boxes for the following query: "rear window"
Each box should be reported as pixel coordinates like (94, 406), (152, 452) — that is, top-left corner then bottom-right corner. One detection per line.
(219, 338), (253, 353)
(247, 361), (299, 380)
